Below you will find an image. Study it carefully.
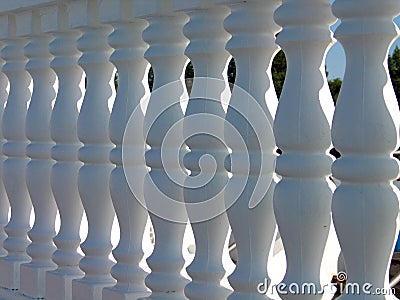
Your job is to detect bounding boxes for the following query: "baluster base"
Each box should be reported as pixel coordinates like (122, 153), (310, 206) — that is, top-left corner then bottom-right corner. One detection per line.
(46, 269), (84, 300)
(0, 231), (7, 257)
(185, 282), (231, 300)
(227, 291), (274, 300)
(72, 277), (115, 300)
(20, 263), (56, 298)
(139, 291), (187, 300)
(0, 256), (31, 289)
(103, 286), (150, 300)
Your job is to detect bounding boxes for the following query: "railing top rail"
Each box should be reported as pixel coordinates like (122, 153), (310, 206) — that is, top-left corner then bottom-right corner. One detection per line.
(0, 0), (63, 14)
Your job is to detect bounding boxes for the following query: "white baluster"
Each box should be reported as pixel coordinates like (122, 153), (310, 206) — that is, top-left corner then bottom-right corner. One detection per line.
(42, 4), (85, 300)
(0, 14), (32, 290)
(69, 0), (116, 298)
(172, 1), (231, 299)
(331, 1), (400, 299)
(16, 9), (57, 298)
(0, 41), (9, 258)
(135, 1), (190, 298)
(272, 0), (336, 299)
(219, 0), (280, 298)
(100, 1), (150, 299)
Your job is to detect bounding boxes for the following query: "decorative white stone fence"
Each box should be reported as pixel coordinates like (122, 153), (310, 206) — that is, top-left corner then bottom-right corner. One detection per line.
(0, 0), (398, 299)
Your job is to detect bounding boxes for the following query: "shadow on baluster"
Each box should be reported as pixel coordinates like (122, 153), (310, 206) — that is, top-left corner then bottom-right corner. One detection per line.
(0, 41), (9, 259)
(173, 1), (232, 299)
(272, 1), (337, 299)
(44, 3), (86, 300)
(331, 1), (400, 299)
(0, 14), (32, 291)
(69, 0), (116, 299)
(19, 9), (58, 298)
(134, 1), (190, 299)
(100, 0), (151, 299)
(219, 1), (281, 298)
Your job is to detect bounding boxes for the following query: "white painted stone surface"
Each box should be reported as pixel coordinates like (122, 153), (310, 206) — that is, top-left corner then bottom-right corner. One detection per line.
(174, 1), (232, 299)
(44, 3), (86, 300)
(0, 41), (9, 259)
(135, 0), (190, 298)
(220, 0), (281, 299)
(273, 0), (337, 299)
(19, 9), (58, 298)
(101, 0), (151, 299)
(0, 1), (396, 300)
(331, 0), (400, 299)
(0, 13), (32, 291)
(69, 1), (116, 299)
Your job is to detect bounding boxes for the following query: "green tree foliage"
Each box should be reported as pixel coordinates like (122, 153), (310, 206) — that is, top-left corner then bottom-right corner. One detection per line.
(227, 58), (236, 85)
(389, 46), (400, 105)
(271, 50), (287, 98)
(328, 78), (342, 104)
(148, 67), (154, 90)
(185, 61), (194, 79)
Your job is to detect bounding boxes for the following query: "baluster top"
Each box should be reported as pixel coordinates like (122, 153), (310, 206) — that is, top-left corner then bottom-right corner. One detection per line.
(274, 0), (336, 43)
(214, 0), (266, 4)
(68, 0), (104, 29)
(0, 14), (17, 39)
(14, 9), (46, 38)
(173, 0), (216, 11)
(0, 0), (60, 13)
(100, 0), (135, 24)
(40, 4), (69, 33)
(333, 0), (400, 37)
(134, 0), (182, 18)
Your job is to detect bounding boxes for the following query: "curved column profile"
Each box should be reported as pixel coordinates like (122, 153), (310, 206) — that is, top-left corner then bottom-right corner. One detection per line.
(173, 1), (232, 299)
(69, 1), (116, 299)
(272, 0), (336, 299)
(100, 0), (151, 299)
(0, 14), (32, 290)
(0, 41), (9, 258)
(135, 0), (190, 298)
(331, 0), (400, 299)
(219, 0), (281, 298)
(43, 4), (85, 300)
(19, 9), (58, 298)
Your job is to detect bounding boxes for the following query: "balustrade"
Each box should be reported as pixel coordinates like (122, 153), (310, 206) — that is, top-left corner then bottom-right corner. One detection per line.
(0, 1), (396, 299)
